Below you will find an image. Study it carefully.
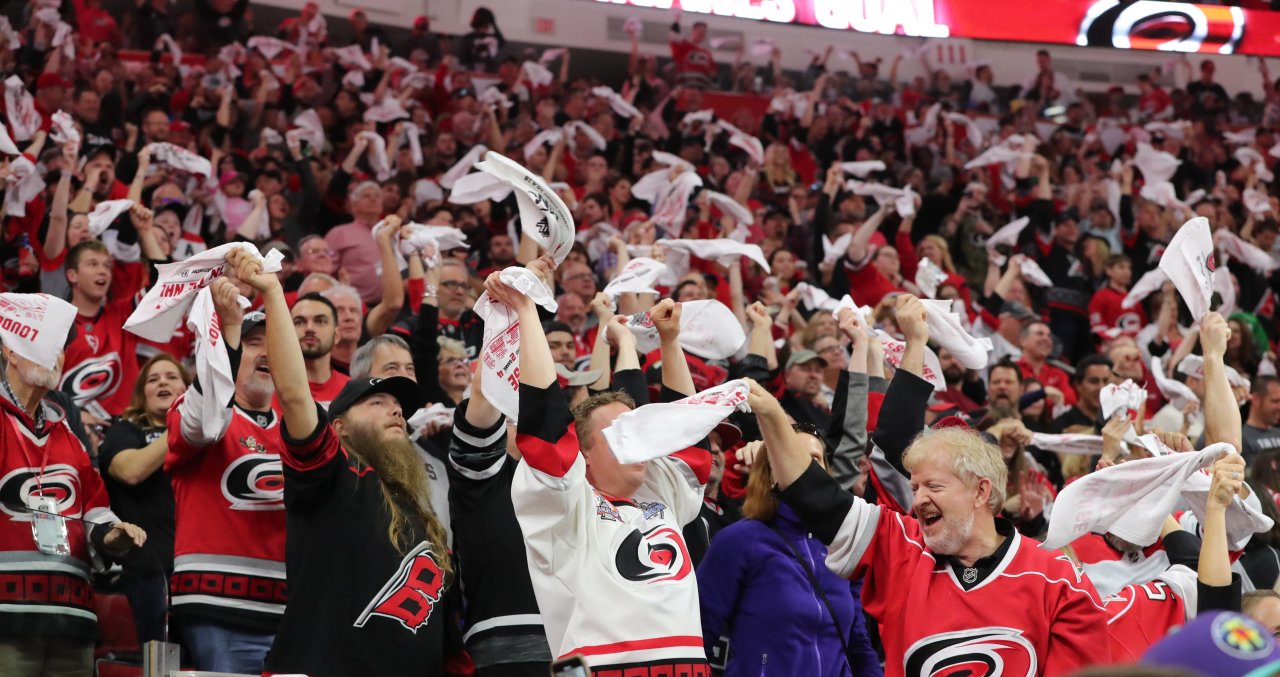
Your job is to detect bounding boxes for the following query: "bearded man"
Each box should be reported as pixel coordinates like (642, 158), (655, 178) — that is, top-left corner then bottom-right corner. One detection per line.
(288, 293), (350, 408)
(227, 249), (462, 676)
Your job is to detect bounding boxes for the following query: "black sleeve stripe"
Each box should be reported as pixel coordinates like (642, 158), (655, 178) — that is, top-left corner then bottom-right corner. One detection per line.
(778, 460), (857, 545)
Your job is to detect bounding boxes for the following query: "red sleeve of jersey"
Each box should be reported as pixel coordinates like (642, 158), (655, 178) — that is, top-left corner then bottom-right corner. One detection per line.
(406, 277), (425, 313)
(1046, 568), (1111, 673)
(515, 382), (579, 479)
(1056, 370), (1079, 406)
(895, 230), (919, 284)
(845, 259), (897, 307)
(164, 395), (205, 471)
(281, 403), (341, 473)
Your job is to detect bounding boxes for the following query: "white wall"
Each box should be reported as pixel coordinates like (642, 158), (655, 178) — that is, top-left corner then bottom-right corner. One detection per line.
(254, 0), (1269, 96)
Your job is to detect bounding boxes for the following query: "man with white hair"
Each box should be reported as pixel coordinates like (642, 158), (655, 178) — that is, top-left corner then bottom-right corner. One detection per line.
(325, 180), (385, 305)
(321, 284), (364, 372)
(750, 294), (1108, 676)
(0, 299), (146, 675)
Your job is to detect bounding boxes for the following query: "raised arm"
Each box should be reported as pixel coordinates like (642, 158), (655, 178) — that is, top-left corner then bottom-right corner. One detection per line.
(652, 298), (695, 397)
(44, 140), (76, 261)
(229, 248), (318, 438)
(127, 143), (152, 203)
(366, 217), (406, 336)
(846, 203), (891, 263)
(1199, 452), (1245, 594)
(1200, 313), (1241, 450)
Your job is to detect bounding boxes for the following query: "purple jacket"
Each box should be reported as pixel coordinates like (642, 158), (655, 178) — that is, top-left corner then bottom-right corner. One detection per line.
(697, 503), (882, 677)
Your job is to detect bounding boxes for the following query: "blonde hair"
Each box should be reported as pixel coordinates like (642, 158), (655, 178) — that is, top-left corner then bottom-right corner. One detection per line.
(902, 427), (1007, 513)
(920, 234), (957, 273)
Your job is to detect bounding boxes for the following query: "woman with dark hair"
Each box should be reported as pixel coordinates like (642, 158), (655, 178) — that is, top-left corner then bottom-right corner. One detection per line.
(1240, 478), (1280, 591)
(1227, 315), (1262, 378)
(460, 7), (504, 73)
(697, 429), (880, 677)
(99, 353), (191, 644)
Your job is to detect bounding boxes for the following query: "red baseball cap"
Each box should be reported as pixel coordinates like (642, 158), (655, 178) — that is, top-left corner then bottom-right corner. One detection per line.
(36, 73), (70, 91)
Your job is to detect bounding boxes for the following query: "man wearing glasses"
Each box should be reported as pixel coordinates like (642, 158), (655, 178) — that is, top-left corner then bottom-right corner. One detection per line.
(435, 259), (482, 360)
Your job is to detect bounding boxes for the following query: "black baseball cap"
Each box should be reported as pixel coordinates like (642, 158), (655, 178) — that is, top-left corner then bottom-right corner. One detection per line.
(241, 310), (267, 336)
(328, 376), (425, 420)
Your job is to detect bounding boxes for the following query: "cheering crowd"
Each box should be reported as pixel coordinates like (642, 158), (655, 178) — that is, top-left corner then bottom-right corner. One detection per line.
(6, 1), (1280, 676)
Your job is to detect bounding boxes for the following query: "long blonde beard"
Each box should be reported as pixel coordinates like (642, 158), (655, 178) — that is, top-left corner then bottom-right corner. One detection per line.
(343, 421), (452, 575)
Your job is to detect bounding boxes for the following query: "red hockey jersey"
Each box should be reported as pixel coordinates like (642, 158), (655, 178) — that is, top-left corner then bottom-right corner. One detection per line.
(0, 395), (118, 640)
(165, 387), (288, 632)
(1103, 567), (1195, 662)
(60, 296), (141, 419)
(781, 463), (1110, 677)
(1088, 286), (1148, 337)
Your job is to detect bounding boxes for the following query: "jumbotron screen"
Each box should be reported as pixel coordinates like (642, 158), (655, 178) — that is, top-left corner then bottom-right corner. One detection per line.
(593, 0), (1280, 56)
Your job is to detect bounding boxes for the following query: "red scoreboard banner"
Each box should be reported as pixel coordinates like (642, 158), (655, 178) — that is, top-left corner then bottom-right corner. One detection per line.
(595, 0), (1280, 56)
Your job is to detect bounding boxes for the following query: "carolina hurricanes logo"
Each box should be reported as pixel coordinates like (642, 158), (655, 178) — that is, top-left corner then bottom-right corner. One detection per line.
(60, 352), (123, 406)
(220, 455), (284, 511)
(354, 542), (445, 633)
(1077, 1), (1244, 54)
(0, 464), (80, 520)
(615, 525), (692, 584)
(904, 628), (1037, 677)
(1205, 252), (1217, 274)
(1118, 312), (1143, 333)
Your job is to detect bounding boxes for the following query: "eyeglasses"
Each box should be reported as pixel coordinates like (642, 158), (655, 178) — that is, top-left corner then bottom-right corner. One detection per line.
(563, 273), (594, 283)
(439, 280), (467, 290)
(304, 247), (335, 258)
(440, 357), (467, 367)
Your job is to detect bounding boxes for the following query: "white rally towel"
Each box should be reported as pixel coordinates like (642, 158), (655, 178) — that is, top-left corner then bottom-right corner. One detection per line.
(474, 267), (557, 422)
(0, 121), (18, 156)
(1159, 217), (1216, 320)
(676, 299), (746, 360)
(124, 243), (283, 342)
(603, 380), (751, 464)
(703, 190), (754, 225)
(448, 172), (512, 205)
(1151, 356), (1199, 409)
(408, 403), (455, 441)
(0, 293), (76, 369)
(840, 161), (886, 178)
(291, 109), (326, 150)
(474, 151), (575, 266)
(985, 216), (1030, 264)
(329, 44), (372, 71)
(440, 144), (487, 189)
(185, 287), (239, 442)
(3, 156), (44, 217)
(847, 180), (917, 217)
(1029, 433), (1104, 456)
(1216, 229), (1278, 273)
(522, 60), (554, 88)
(49, 110), (78, 146)
(921, 299), (992, 370)
(795, 282), (841, 313)
(1181, 469), (1274, 551)
(964, 134), (1037, 169)
(1122, 268), (1169, 309)
(1042, 443), (1232, 550)
(358, 131), (392, 182)
(823, 232), (853, 266)
(1019, 258), (1054, 287)
(590, 85), (642, 119)
(247, 36), (295, 60)
(1243, 188), (1273, 216)
(4, 76), (39, 142)
(152, 142), (213, 177)
(603, 257), (666, 299)
(1235, 147), (1274, 183)
(915, 258), (949, 299)
(86, 200), (134, 237)
(1101, 379), (1148, 422)
(650, 171), (702, 237)
(657, 238), (770, 273)
(876, 329), (946, 391)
